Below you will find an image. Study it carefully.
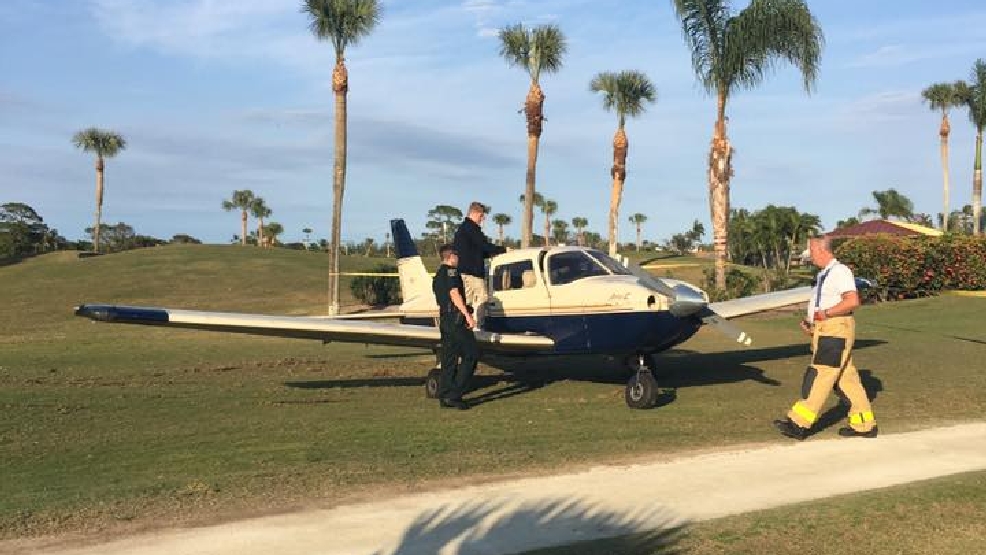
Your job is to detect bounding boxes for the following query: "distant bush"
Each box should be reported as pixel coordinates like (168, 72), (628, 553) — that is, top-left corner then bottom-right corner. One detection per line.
(704, 267), (759, 301)
(171, 234), (201, 244)
(836, 235), (986, 299)
(350, 264), (402, 306)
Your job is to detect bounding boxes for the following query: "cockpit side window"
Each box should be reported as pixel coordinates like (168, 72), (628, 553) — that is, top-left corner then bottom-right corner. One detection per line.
(548, 251), (608, 286)
(586, 250), (633, 275)
(492, 260), (537, 291)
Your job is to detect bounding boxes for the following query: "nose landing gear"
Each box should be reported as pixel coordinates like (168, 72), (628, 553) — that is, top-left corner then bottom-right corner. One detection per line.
(625, 355), (659, 409)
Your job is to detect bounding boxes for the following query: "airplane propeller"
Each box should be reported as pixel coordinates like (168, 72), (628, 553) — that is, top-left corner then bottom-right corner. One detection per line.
(624, 261), (753, 346)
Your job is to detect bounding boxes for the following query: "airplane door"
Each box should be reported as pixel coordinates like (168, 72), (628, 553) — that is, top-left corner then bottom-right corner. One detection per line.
(544, 251), (591, 352)
(485, 257), (553, 338)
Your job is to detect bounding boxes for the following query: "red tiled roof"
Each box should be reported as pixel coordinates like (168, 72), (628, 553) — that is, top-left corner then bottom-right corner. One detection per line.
(825, 220), (939, 238)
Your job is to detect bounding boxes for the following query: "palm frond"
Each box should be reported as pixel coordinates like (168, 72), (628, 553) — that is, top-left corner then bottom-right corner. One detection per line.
(590, 70), (658, 120)
(670, 0), (731, 93)
(498, 23), (566, 82)
(302, 0), (381, 57)
(724, 0), (823, 95)
(922, 82), (965, 112)
(72, 128), (127, 157)
(966, 59), (986, 129)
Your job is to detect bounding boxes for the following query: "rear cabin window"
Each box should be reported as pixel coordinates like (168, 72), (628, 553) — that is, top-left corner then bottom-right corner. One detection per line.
(548, 251), (609, 286)
(492, 260), (536, 291)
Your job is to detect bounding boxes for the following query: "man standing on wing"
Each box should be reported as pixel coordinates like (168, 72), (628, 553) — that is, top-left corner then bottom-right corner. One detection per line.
(452, 201), (506, 329)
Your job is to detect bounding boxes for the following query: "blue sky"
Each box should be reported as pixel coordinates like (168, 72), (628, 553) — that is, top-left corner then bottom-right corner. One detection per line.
(1, 0), (984, 245)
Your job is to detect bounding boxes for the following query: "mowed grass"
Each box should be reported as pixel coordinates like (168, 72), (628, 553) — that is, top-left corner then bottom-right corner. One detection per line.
(1, 245), (985, 540)
(522, 470), (986, 555)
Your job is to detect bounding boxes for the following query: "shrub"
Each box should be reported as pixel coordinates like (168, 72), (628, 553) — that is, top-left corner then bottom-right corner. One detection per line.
(836, 234), (986, 299)
(704, 267), (760, 301)
(350, 264), (402, 306)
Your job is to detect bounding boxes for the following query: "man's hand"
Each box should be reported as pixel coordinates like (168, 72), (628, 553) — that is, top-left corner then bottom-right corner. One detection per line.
(799, 319), (813, 337)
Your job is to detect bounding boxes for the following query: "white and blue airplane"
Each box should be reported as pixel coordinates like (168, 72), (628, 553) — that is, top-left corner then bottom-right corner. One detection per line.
(75, 219), (812, 408)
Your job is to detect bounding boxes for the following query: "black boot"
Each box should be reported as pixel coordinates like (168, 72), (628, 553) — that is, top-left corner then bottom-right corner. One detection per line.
(838, 426), (878, 438)
(773, 418), (810, 440)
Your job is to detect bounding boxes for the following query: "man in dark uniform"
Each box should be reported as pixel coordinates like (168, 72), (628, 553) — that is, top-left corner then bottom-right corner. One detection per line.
(432, 244), (479, 410)
(452, 201), (506, 329)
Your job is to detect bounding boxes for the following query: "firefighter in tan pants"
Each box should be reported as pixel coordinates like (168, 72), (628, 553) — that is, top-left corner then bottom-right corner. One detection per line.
(774, 236), (878, 440)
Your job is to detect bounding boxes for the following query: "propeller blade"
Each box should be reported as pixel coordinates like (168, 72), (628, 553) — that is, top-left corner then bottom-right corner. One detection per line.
(699, 308), (752, 346)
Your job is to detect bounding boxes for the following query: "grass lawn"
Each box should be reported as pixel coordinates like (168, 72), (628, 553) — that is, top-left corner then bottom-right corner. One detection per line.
(521, 470), (986, 555)
(1, 245), (985, 540)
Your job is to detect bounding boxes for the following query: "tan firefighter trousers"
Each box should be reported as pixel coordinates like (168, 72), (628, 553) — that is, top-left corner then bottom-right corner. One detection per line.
(787, 316), (876, 432)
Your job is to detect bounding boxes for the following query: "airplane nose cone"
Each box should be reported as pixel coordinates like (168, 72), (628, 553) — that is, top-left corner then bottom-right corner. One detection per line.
(668, 284), (708, 317)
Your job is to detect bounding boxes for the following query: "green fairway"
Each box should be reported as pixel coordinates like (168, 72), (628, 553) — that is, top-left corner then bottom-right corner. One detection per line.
(1, 246), (985, 539)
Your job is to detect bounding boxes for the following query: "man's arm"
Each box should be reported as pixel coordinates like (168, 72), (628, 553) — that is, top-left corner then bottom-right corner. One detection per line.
(449, 288), (476, 329)
(467, 223), (505, 257)
(821, 291), (860, 319)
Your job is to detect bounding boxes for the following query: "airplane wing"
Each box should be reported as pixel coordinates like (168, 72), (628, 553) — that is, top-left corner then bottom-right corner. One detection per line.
(709, 286), (812, 319)
(73, 305), (553, 354)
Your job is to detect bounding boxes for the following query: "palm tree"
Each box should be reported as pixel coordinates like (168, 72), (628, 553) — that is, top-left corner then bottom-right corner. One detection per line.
(551, 219), (570, 244)
(264, 222), (284, 246)
(222, 190), (256, 246)
(590, 70), (658, 257)
(922, 82), (966, 231)
(957, 60), (986, 235)
(499, 23), (567, 248)
(303, 227), (313, 245)
(72, 128), (126, 254)
(859, 188), (915, 221)
(541, 198), (558, 246)
(303, 0), (381, 315)
(628, 213), (648, 252)
(250, 197), (272, 247)
(671, 0), (823, 289)
(571, 216), (589, 246)
(492, 213), (512, 245)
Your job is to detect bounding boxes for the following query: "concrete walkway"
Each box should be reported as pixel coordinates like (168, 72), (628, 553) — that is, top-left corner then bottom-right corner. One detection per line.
(19, 423), (986, 555)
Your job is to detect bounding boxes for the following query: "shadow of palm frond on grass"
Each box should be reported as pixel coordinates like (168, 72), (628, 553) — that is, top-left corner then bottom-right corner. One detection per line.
(372, 497), (685, 555)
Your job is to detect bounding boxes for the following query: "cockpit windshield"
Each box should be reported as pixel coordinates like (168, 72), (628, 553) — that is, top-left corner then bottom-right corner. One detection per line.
(585, 250), (633, 276)
(547, 250), (632, 286)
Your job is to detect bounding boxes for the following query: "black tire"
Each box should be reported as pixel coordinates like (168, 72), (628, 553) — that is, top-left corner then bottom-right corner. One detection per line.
(425, 368), (442, 399)
(625, 372), (658, 409)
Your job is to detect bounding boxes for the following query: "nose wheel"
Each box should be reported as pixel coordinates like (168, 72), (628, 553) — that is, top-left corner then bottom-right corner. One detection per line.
(625, 355), (659, 409)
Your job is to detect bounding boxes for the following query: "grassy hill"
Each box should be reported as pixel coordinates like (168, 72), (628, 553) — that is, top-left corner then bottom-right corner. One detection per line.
(1, 245), (985, 542)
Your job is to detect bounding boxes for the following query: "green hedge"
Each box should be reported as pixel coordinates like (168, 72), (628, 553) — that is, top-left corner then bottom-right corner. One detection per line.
(835, 235), (986, 298)
(349, 264), (402, 306)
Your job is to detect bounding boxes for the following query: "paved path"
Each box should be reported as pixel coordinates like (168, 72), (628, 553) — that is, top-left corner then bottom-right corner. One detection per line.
(17, 423), (986, 555)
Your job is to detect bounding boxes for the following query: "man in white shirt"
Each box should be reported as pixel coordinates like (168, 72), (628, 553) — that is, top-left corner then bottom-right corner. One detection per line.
(774, 236), (878, 440)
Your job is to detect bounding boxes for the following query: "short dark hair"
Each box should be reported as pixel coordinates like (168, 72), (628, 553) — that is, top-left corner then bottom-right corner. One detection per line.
(468, 201), (488, 214)
(439, 244), (456, 260)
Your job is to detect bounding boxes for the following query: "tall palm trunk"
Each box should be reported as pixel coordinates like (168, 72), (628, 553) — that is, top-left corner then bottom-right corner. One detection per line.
(522, 83), (544, 248)
(608, 125), (628, 257)
(974, 129), (983, 235)
(940, 113), (951, 232)
(497, 224), (504, 245)
(93, 155), (104, 253)
(635, 223), (641, 251)
(709, 92), (733, 290)
(240, 211), (248, 246)
(328, 58), (348, 316)
(257, 217), (266, 247)
(543, 213), (550, 246)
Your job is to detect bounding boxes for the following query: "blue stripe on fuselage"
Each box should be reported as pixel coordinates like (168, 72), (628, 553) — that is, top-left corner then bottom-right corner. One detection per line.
(485, 310), (701, 355)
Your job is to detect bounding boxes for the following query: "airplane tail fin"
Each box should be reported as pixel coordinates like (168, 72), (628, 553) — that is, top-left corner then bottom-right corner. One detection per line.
(390, 219), (436, 312)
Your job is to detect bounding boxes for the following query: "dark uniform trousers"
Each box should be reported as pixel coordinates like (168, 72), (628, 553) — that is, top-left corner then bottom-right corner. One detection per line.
(438, 312), (479, 401)
(788, 315), (876, 432)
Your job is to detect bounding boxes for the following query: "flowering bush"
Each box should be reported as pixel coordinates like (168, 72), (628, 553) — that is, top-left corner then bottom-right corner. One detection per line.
(835, 235), (986, 298)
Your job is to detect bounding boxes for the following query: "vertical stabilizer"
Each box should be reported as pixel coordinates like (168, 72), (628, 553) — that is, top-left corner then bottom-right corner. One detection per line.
(390, 219), (437, 313)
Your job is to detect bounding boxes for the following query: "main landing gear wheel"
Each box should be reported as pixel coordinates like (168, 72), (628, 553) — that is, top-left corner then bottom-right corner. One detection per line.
(425, 368), (441, 399)
(625, 356), (659, 409)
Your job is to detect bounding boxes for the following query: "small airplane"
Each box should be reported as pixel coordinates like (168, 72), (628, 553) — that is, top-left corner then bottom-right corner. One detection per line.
(75, 219), (813, 409)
